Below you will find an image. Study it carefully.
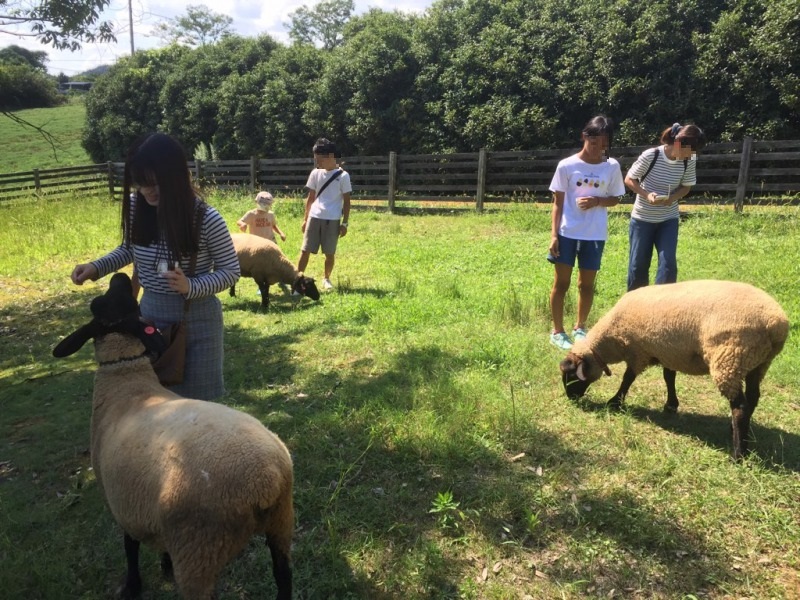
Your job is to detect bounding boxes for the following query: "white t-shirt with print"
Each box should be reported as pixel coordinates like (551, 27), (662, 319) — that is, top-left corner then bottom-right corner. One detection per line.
(549, 154), (625, 241)
(307, 168), (352, 220)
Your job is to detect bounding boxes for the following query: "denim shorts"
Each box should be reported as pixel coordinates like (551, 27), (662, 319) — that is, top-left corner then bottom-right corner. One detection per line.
(547, 234), (605, 271)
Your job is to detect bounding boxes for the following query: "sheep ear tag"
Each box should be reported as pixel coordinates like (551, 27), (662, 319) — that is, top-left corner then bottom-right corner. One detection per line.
(53, 322), (101, 358)
(133, 320), (168, 356)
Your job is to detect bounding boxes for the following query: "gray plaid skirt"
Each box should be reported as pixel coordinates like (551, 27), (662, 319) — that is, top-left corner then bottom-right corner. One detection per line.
(140, 291), (225, 400)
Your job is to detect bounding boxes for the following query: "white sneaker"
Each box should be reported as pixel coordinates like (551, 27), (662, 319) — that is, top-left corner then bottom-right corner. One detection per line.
(572, 327), (588, 342)
(322, 278), (333, 291)
(549, 331), (573, 351)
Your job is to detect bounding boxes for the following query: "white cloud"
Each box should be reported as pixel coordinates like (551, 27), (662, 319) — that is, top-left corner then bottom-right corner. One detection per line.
(0, 0), (433, 76)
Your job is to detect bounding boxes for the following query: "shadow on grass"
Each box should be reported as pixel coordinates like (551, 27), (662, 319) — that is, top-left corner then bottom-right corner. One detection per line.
(572, 395), (800, 472)
(229, 340), (739, 598)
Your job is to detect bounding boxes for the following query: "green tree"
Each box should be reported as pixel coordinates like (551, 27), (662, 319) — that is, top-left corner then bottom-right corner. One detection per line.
(288, 0), (354, 50)
(159, 35), (278, 155)
(304, 9), (421, 154)
(412, 0), (560, 152)
(693, 0), (778, 140)
(0, 0), (115, 50)
(0, 45), (49, 72)
(752, 0), (800, 129)
(0, 64), (62, 110)
(82, 46), (189, 162)
(154, 4), (234, 47)
(214, 44), (324, 158)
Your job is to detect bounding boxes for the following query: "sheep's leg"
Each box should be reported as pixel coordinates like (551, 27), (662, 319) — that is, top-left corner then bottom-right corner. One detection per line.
(607, 366), (637, 410)
(265, 488), (293, 600)
(267, 537), (292, 600)
(729, 387), (751, 461)
(258, 282), (271, 309)
(663, 368), (679, 413)
(744, 369), (762, 417)
(160, 552), (173, 579)
(729, 369), (763, 460)
(229, 283), (237, 297)
(119, 533), (142, 599)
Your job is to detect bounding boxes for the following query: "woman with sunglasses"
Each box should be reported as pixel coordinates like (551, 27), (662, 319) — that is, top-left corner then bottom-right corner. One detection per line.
(624, 123), (707, 291)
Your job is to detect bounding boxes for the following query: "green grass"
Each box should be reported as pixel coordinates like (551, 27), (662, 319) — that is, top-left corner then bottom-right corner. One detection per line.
(0, 98), (92, 172)
(1, 194), (800, 599)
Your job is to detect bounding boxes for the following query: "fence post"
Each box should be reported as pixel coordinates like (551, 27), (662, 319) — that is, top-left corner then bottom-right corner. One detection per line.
(476, 148), (487, 212)
(33, 169), (41, 195)
(388, 151), (397, 213)
(194, 159), (203, 183)
(734, 136), (753, 213)
(107, 162), (116, 198)
(250, 156), (258, 193)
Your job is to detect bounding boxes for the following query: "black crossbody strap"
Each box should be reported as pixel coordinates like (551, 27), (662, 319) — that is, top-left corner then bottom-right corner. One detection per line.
(317, 169), (343, 197)
(640, 148), (688, 185)
(640, 148), (660, 184)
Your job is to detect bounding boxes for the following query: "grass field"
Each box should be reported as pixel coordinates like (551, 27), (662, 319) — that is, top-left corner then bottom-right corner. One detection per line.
(1, 193), (799, 599)
(0, 98), (92, 173)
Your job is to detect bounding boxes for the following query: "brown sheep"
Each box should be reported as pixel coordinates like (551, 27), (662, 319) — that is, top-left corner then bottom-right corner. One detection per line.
(559, 280), (788, 460)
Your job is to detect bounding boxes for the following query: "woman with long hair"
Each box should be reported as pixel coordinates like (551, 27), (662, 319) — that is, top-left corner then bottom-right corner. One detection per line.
(70, 133), (240, 399)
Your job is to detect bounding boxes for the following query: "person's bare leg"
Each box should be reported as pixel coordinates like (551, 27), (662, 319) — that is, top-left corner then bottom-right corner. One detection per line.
(324, 254), (335, 280)
(550, 263), (573, 333)
(575, 268), (597, 330)
(297, 250), (310, 274)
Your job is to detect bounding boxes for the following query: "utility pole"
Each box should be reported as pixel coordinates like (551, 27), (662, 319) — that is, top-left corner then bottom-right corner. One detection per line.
(129, 0), (135, 54)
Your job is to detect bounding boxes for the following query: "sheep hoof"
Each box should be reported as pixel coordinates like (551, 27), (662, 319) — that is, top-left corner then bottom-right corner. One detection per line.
(116, 577), (142, 599)
(663, 402), (679, 414)
(606, 398), (624, 411)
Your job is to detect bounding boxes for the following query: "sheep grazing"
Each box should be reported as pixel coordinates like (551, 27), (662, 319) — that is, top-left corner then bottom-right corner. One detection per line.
(53, 273), (293, 600)
(559, 280), (788, 460)
(230, 232), (320, 309)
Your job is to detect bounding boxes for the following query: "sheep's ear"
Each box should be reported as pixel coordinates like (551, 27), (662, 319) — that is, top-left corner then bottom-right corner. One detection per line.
(53, 322), (99, 358)
(575, 360), (589, 382)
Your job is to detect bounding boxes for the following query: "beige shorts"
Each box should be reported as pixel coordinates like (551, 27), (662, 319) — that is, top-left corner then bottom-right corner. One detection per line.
(302, 217), (340, 255)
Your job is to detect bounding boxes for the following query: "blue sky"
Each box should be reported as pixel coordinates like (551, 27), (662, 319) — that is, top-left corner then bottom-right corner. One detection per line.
(1, 0), (434, 76)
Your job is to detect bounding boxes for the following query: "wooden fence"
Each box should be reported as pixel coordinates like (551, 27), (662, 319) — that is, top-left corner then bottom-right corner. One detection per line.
(2, 137), (799, 211)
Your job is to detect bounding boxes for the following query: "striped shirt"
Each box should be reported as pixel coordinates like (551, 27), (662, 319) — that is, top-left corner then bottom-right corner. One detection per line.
(92, 200), (240, 299)
(627, 146), (697, 223)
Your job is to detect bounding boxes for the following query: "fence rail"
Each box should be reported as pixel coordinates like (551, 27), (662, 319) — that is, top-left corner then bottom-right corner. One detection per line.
(2, 137), (798, 211)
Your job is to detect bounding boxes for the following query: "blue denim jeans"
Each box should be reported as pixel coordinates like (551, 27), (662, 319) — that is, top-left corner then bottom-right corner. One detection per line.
(627, 217), (679, 291)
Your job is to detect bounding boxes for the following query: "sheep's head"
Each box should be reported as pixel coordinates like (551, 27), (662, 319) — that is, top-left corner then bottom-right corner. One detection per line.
(559, 351), (611, 400)
(53, 273), (167, 359)
(293, 274), (320, 301)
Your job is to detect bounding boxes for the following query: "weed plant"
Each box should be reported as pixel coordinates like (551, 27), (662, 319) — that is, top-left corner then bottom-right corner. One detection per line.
(1, 193), (799, 599)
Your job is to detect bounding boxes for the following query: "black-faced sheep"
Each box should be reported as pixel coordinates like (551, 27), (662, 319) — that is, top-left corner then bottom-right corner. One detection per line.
(53, 273), (293, 600)
(230, 232), (320, 309)
(559, 280), (788, 460)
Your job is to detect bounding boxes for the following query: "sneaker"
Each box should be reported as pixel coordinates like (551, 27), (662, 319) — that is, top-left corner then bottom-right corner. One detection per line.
(549, 331), (573, 351)
(572, 327), (588, 342)
(322, 278), (333, 291)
